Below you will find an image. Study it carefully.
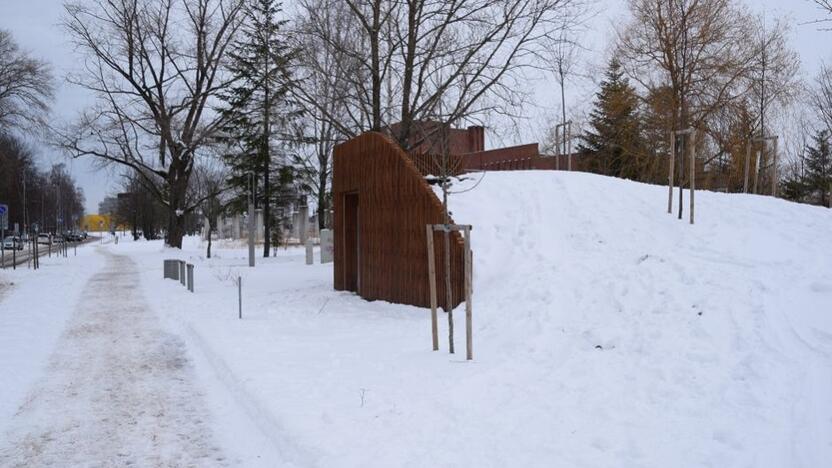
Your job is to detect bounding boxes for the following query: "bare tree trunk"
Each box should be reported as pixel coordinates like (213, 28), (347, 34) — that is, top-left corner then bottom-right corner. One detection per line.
(263, 27), (272, 258)
(443, 186), (454, 354)
(207, 219), (214, 258)
(318, 160), (329, 229)
(167, 168), (189, 249)
(370, 0), (382, 131)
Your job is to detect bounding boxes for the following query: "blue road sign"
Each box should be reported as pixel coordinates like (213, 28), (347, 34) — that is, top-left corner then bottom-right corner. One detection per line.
(0, 204), (8, 230)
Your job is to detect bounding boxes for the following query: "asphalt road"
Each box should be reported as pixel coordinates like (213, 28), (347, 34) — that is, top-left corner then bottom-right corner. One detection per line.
(0, 237), (98, 269)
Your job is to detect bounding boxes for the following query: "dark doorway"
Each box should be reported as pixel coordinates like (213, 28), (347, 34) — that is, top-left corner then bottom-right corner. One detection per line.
(343, 192), (360, 292)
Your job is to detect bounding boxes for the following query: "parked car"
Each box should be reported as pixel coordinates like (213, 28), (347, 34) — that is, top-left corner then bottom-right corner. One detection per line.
(37, 233), (52, 245)
(2, 236), (23, 251)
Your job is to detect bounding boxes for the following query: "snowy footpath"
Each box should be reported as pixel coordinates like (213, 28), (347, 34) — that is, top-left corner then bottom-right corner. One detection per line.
(0, 250), (226, 466)
(0, 171), (831, 467)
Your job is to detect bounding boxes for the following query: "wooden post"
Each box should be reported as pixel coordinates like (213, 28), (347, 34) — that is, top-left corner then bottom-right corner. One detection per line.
(463, 226), (473, 360)
(753, 150), (761, 194)
(771, 137), (779, 197)
(554, 126), (560, 170)
(743, 143), (751, 193)
(426, 225), (439, 351)
(689, 130), (696, 225)
(567, 121), (573, 172)
(678, 135), (684, 220)
(668, 131), (675, 214)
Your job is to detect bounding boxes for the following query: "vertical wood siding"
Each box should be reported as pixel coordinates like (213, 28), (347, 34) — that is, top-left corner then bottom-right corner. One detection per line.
(333, 132), (465, 310)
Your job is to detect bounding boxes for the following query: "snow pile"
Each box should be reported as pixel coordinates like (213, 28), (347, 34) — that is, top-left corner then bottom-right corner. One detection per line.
(2, 171), (830, 467)
(446, 171), (832, 466)
(148, 171), (827, 467)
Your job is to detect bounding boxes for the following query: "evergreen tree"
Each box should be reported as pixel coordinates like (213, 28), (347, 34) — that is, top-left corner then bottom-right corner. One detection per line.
(217, 0), (300, 257)
(804, 130), (832, 207)
(579, 58), (645, 180)
(779, 168), (810, 204)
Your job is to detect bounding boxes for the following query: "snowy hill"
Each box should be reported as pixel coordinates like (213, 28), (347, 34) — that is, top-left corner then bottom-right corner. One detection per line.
(441, 171), (832, 466)
(1, 171), (830, 467)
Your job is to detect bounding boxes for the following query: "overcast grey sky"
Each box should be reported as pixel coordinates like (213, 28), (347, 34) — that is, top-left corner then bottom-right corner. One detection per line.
(1, 0), (830, 213)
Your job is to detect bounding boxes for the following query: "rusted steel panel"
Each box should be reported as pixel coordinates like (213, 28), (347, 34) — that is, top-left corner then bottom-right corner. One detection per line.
(333, 132), (465, 310)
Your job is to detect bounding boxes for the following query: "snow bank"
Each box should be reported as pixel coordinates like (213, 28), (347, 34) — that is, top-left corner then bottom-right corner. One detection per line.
(0, 244), (106, 432)
(8, 171), (826, 467)
(444, 171), (832, 466)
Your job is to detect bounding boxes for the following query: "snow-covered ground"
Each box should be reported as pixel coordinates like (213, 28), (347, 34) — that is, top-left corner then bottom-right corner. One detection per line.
(1, 171), (830, 467)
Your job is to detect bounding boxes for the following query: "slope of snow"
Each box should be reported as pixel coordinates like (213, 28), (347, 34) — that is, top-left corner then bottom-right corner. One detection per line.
(137, 171), (828, 467)
(445, 171), (832, 466)
(2, 171), (830, 467)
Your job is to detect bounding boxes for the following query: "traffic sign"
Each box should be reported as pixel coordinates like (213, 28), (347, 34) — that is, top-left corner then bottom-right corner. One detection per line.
(0, 204), (8, 230)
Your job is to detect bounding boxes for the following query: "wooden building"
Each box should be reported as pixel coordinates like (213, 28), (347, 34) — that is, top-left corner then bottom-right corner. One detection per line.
(332, 132), (466, 309)
(332, 124), (574, 309)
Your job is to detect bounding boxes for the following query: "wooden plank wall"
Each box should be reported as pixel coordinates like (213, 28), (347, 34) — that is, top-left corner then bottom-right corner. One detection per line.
(333, 132), (465, 310)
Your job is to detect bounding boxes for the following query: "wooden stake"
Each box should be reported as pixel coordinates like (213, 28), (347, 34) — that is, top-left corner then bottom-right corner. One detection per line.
(753, 150), (761, 194)
(567, 121), (573, 172)
(690, 130), (696, 225)
(426, 225), (439, 351)
(743, 143), (751, 193)
(463, 226), (473, 360)
(771, 137), (779, 197)
(668, 131), (675, 214)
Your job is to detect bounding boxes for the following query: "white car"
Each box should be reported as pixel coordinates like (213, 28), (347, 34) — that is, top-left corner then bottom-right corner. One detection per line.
(2, 236), (23, 250)
(37, 234), (52, 245)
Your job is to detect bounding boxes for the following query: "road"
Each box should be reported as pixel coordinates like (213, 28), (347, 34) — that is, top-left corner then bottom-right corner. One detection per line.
(0, 249), (228, 467)
(0, 238), (96, 269)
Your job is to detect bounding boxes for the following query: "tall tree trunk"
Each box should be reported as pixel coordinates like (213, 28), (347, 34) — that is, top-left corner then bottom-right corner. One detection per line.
(370, 0), (382, 131)
(167, 213), (186, 248)
(262, 14), (272, 258)
(207, 219), (213, 258)
(263, 79), (272, 257)
(397, 0), (418, 149)
(263, 152), (271, 257)
(166, 163), (189, 249)
(318, 157), (328, 229)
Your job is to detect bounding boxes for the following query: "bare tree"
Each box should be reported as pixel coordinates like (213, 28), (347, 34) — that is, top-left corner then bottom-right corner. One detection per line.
(296, 0), (583, 151)
(292, 1), (356, 229)
(813, 63), (832, 135)
(56, 0), (245, 248)
(192, 161), (230, 258)
(813, 1), (832, 28)
(545, 2), (592, 168)
(618, 0), (759, 132)
(0, 30), (54, 134)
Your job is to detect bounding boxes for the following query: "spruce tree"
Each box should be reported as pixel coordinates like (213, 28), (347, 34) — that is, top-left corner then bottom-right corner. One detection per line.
(579, 58), (644, 180)
(804, 130), (832, 207)
(218, 0), (299, 257)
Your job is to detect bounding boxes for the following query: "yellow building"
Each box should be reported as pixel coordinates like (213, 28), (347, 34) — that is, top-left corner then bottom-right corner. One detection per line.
(81, 214), (116, 232)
